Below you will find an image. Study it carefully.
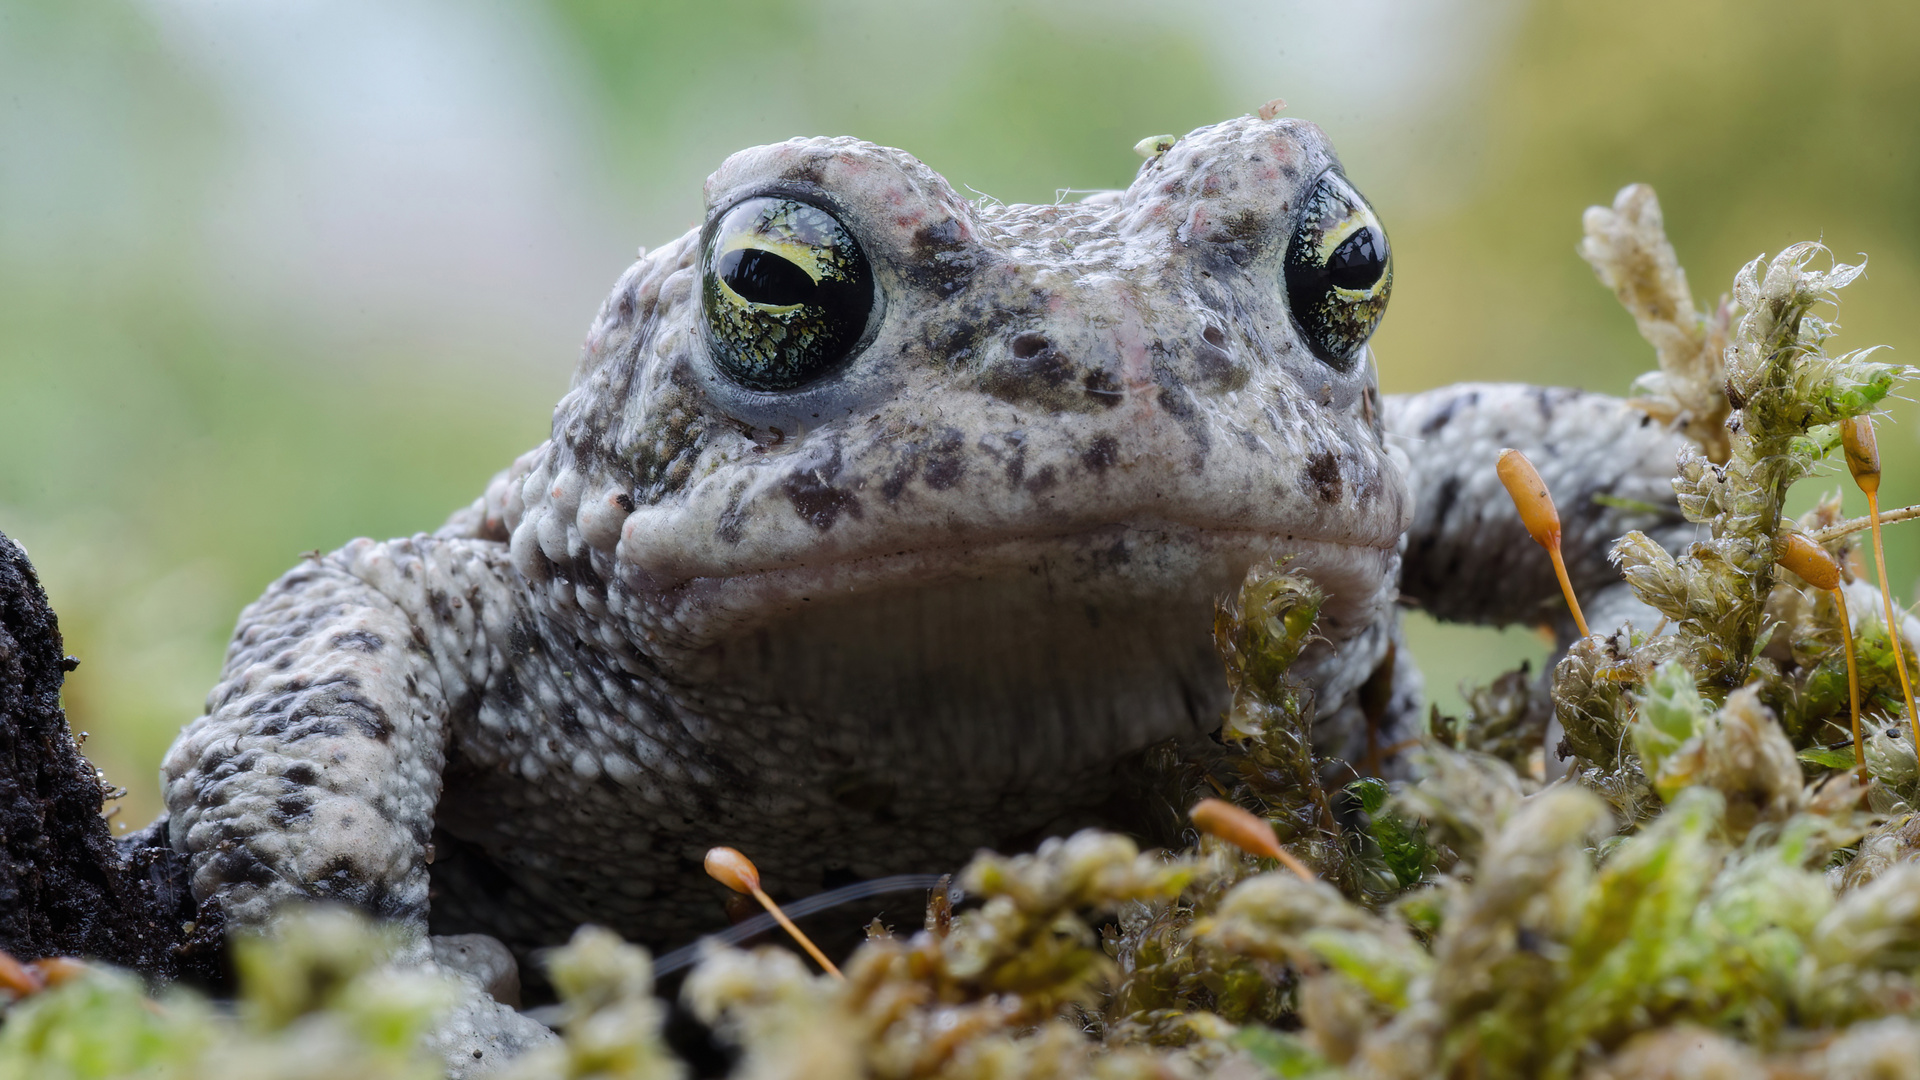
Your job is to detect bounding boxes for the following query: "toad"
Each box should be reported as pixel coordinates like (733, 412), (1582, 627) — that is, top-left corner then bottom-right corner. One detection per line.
(160, 114), (1687, 1066)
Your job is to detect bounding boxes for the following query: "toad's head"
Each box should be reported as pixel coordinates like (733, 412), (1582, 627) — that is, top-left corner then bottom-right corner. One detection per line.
(504, 115), (1411, 777)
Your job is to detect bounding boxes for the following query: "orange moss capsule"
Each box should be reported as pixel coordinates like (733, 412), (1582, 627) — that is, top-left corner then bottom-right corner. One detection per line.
(26, 957), (86, 988)
(1842, 416), (1918, 752)
(0, 949), (43, 998)
(704, 846), (762, 895)
(1778, 534), (1864, 780)
(1496, 449), (1592, 638)
(1190, 798), (1317, 884)
(1496, 448), (1560, 549)
(703, 846), (843, 980)
(1777, 533), (1841, 591)
(1842, 415), (1882, 496)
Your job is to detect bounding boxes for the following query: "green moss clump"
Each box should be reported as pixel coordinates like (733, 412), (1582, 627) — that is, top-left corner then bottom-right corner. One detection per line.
(0, 908), (457, 1080)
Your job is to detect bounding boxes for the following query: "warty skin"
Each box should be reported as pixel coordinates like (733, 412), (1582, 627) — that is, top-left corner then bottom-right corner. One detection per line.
(158, 116), (1691, 1069)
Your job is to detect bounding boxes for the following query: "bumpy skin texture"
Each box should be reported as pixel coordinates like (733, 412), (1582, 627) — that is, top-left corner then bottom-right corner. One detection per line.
(159, 117), (1691, 1058)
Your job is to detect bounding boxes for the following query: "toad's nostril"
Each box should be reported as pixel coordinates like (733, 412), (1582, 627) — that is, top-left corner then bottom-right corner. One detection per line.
(1202, 325), (1227, 348)
(1010, 333), (1051, 360)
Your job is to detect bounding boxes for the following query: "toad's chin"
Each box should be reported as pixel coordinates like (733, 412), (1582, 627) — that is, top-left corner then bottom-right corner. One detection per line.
(613, 523), (1398, 777)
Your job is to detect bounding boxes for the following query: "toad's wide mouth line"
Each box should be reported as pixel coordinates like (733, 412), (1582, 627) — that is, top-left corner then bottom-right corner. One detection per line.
(626, 519), (1396, 648)
(655, 519), (1387, 593)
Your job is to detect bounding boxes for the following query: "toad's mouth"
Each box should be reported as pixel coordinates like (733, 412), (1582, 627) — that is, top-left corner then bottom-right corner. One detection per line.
(625, 520), (1391, 647)
(611, 521), (1397, 781)
(619, 521), (1397, 746)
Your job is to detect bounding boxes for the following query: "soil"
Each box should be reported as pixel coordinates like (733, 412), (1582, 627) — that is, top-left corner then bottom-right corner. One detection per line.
(0, 530), (226, 985)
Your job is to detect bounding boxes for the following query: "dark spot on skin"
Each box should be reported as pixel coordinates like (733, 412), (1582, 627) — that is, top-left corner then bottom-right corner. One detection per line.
(330, 630), (385, 654)
(783, 462), (863, 531)
(1305, 449), (1343, 502)
(1428, 477), (1462, 536)
(312, 856), (411, 920)
(983, 342), (1075, 403)
(556, 702), (585, 739)
(1081, 436), (1119, 474)
(1192, 329), (1244, 389)
(779, 159), (824, 186)
(1420, 391), (1476, 435)
(208, 845), (277, 888)
(244, 675), (382, 743)
(194, 747), (233, 783)
(923, 428), (967, 490)
(509, 621), (537, 659)
(1025, 465), (1058, 493)
(1207, 209), (1268, 265)
(1155, 384), (1194, 420)
(1003, 443), (1026, 486)
(979, 319), (1126, 416)
(284, 764), (318, 785)
(1147, 351), (1213, 468)
(304, 687), (392, 742)
(274, 793), (313, 823)
(880, 449), (922, 502)
(615, 290), (634, 325)
(1532, 387), (1558, 422)
(615, 492), (636, 512)
(715, 484), (749, 545)
(1089, 540), (1130, 572)
(1083, 368), (1124, 408)
(904, 219), (978, 297)
(497, 667), (524, 705)
(927, 321), (983, 370)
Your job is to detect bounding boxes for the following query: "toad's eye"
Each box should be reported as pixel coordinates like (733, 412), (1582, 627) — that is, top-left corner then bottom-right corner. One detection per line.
(1283, 171), (1391, 372)
(702, 196), (874, 392)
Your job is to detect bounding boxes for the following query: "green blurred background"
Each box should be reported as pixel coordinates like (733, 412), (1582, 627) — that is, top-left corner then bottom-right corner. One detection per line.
(3, 0), (1915, 826)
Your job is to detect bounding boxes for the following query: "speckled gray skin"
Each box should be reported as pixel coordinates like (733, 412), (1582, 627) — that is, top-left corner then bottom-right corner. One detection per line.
(160, 116), (1691, 1067)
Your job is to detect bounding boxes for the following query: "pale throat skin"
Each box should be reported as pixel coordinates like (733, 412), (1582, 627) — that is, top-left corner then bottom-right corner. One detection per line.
(159, 116), (1689, 1054)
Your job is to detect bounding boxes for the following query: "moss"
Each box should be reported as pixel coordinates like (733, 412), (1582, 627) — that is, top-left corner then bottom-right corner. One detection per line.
(0, 908), (454, 1080)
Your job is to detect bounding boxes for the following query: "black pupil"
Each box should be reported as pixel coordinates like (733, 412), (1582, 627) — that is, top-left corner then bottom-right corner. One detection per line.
(1326, 227), (1387, 290)
(719, 248), (816, 306)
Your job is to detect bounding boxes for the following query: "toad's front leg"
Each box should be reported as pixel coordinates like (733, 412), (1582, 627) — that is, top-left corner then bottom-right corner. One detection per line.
(162, 542), (454, 932)
(1384, 382), (1695, 636)
(160, 536), (553, 1073)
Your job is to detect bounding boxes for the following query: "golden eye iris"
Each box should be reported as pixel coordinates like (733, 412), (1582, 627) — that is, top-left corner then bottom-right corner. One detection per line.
(1283, 171), (1392, 371)
(702, 196), (874, 392)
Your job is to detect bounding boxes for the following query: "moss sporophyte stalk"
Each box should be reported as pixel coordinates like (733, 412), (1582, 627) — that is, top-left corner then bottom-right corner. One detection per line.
(8, 189), (1920, 1078)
